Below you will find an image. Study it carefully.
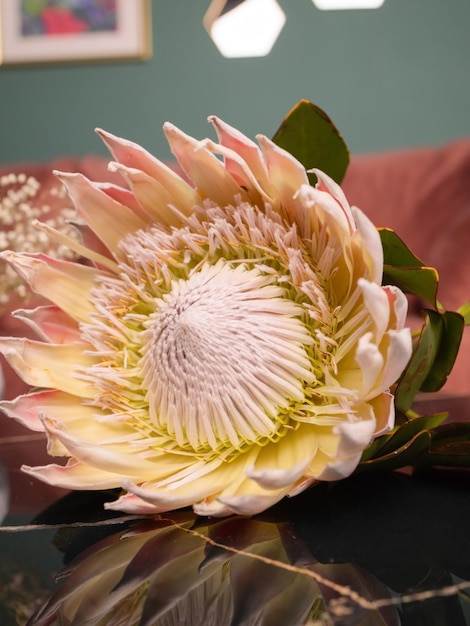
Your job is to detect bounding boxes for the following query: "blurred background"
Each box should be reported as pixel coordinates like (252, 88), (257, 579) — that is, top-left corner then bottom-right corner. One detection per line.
(1, 0), (469, 165)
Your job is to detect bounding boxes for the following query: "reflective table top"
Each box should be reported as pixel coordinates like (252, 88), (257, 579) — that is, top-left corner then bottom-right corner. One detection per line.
(1, 394), (470, 625)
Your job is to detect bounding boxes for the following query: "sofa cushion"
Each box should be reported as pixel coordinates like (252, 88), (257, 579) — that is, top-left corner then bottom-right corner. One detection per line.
(342, 139), (470, 312)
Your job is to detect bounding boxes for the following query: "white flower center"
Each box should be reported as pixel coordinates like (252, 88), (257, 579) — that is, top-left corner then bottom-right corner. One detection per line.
(140, 260), (314, 452)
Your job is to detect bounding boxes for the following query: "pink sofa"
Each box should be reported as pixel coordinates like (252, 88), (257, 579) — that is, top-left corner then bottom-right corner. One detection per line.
(342, 139), (470, 395)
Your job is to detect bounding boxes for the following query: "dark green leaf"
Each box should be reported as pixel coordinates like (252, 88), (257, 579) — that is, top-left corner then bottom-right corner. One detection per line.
(379, 228), (427, 268)
(420, 310), (464, 392)
(394, 311), (443, 411)
(359, 430), (432, 471)
(382, 265), (439, 307)
(361, 412), (447, 463)
(272, 100), (350, 184)
(426, 446), (470, 468)
(394, 309), (463, 409)
(417, 422), (470, 468)
(379, 229), (439, 306)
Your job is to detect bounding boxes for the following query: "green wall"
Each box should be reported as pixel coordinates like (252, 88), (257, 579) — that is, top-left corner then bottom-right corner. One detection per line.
(1, 0), (469, 165)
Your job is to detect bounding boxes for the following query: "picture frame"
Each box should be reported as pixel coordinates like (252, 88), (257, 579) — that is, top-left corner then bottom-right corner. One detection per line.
(0, 0), (152, 66)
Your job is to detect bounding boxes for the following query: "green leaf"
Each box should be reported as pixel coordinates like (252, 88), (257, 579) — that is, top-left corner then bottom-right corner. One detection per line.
(272, 100), (350, 184)
(416, 422), (470, 469)
(425, 422), (470, 467)
(394, 309), (464, 410)
(360, 416), (470, 471)
(359, 430), (432, 471)
(379, 229), (439, 306)
(360, 412), (447, 463)
(420, 310), (464, 392)
(431, 421), (470, 447)
(394, 311), (443, 411)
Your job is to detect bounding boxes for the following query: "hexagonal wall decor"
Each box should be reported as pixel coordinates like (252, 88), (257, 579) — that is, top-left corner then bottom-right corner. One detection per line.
(203, 0), (286, 58)
(312, 0), (385, 8)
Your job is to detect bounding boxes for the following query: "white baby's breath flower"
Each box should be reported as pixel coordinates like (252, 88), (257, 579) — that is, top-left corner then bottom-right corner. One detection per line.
(0, 172), (79, 312)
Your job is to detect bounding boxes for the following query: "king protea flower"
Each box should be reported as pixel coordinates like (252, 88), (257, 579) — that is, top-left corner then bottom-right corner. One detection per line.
(0, 118), (412, 516)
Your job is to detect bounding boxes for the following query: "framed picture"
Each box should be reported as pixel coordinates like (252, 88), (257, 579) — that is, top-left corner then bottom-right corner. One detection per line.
(0, 0), (152, 66)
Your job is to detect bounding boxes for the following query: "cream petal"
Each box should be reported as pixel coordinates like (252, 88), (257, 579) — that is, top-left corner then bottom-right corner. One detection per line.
(370, 392), (395, 436)
(0, 389), (89, 432)
(68, 222), (117, 268)
(12, 306), (80, 344)
(192, 499), (235, 517)
(108, 162), (183, 227)
(1, 251), (102, 323)
(29, 390), (122, 457)
(381, 328), (413, 390)
(246, 457), (310, 490)
(355, 331), (385, 394)
(208, 115), (271, 191)
(54, 171), (148, 257)
(22, 459), (123, 489)
(312, 168), (355, 230)
(351, 206), (383, 284)
(31, 219), (119, 274)
(309, 417), (377, 481)
(287, 476), (318, 497)
(0, 337), (97, 397)
(217, 491), (287, 516)
(296, 185), (351, 240)
(163, 122), (243, 205)
(314, 452), (363, 482)
(121, 453), (261, 517)
(96, 127), (161, 171)
(385, 285), (409, 330)
(245, 424), (319, 490)
(41, 421), (189, 480)
(257, 134), (308, 215)
(358, 279), (390, 343)
(98, 181), (149, 219)
(96, 128), (201, 212)
(335, 415), (377, 456)
(120, 479), (216, 513)
(202, 139), (273, 204)
(104, 492), (170, 514)
(42, 412), (136, 451)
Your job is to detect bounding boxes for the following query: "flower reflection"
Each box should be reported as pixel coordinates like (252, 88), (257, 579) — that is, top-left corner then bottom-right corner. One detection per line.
(25, 469), (470, 625)
(0, 462), (8, 524)
(29, 504), (400, 626)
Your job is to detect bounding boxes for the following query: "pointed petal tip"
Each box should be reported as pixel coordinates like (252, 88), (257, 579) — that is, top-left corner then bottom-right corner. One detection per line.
(193, 499), (233, 517)
(162, 121), (176, 132)
(95, 127), (120, 142)
(246, 458), (311, 490)
(0, 249), (16, 263)
(0, 336), (25, 357)
(107, 161), (121, 174)
(53, 170), (85, 185)
(163, 122), (193, 144)
(95, 127), (126, 151)
(207, 115), (223, 129)
(217, 493), (285, 516)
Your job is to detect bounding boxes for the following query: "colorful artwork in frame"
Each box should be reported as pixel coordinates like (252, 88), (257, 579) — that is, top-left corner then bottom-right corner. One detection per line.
(0, 0), (152, 65)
